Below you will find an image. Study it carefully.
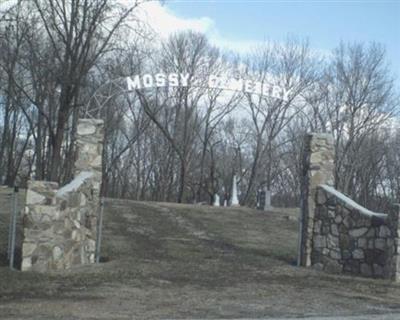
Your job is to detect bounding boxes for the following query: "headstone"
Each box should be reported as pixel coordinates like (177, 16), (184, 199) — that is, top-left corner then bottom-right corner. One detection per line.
(264, 188), (271, 210)
(213, 194), (220, 207)
(231, 175), (239, 206)
(257, 187), (271, 210)
(257, 188), (265, 210)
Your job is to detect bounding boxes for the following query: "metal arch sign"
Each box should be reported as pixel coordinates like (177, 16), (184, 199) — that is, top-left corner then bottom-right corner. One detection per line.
(126, 73), (291, 102)
(84, 73), (291, 118)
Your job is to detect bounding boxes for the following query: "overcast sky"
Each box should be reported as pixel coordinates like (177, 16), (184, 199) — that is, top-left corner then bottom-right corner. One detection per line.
(1, 0), (399, 86)
(141, 0), (399, 86)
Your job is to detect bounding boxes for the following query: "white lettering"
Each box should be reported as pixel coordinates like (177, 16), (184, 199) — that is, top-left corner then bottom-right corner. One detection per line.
(142, 74), (154, 88)
(126, 76), (141, 90)
(282, 88), (291, 102)
(218, 77), (229, 90)
(262, 82), (273, 97)
(169, 73), (179, 87)
(244, 80), (254, 93)
(155, 73), (166, 87)
(228, 78), (243, 91)
(126, 73), (288, 102)
(253, 81), (262, 95)
(265, 85), (274, 97)
(208, 75), (219, 88)
(180, 73), (190, 87)
(272, 85), (282, 99)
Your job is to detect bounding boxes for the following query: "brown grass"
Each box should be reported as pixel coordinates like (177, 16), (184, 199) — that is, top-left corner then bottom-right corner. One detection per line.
(0, 196), (399, 319)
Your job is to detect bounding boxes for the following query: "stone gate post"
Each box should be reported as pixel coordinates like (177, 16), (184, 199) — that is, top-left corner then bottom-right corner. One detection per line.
(393, 204), (400, 281)
(75, 118), (104, 237)
(298, 133), (335, 267)
(21, 118), (104, 272)
(75, 119), (104, 193)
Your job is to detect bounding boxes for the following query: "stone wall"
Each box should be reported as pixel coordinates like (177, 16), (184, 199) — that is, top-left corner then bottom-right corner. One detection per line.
(312, 185), (396, 279)
(298, 133), (335, 267)
(392, 205), (400, 281)
(299, 132), (400, 281)
(21, 119), (103, 272)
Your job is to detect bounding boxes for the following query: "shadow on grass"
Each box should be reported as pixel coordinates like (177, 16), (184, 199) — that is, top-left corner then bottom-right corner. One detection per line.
(0, 248), (21, 269)
(199, 237), (296, 265)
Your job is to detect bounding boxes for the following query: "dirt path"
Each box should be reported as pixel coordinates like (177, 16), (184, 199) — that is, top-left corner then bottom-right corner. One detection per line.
(0, 200), (399, 319)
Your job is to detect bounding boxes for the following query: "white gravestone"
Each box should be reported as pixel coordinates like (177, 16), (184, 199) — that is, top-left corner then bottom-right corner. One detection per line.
(213, 194), (220, 207)
(231, 175), (240, 206)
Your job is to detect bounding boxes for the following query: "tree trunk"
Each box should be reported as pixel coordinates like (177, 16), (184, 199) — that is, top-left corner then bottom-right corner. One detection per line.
(49, 105), (69, 182)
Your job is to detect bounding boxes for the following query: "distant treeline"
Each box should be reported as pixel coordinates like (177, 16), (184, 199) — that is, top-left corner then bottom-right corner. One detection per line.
(0, 0), (399, 210)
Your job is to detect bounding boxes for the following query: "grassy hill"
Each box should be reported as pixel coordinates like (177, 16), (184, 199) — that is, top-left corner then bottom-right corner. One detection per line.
(0, 198), (399, 319)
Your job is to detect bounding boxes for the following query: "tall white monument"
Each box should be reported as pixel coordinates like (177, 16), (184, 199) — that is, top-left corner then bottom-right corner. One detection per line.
(231, 175), (240, 206)
(213, 194), (220, 207)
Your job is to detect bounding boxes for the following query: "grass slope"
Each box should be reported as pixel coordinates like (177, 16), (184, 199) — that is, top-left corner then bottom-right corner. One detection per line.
(0, 198), (399, 319)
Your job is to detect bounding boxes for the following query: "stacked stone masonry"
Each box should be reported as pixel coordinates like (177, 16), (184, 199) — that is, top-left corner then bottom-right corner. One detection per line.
(299, 133), (335, 267)
(313, 185), (398, 279)
(299, 132), (400, 281)
(21, 119), (103, 272)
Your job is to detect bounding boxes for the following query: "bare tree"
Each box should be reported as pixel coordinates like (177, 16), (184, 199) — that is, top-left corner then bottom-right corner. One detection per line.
(30, 0), (144, 181)
(241, 38), (318, 205)
(326, 42), (398, 198)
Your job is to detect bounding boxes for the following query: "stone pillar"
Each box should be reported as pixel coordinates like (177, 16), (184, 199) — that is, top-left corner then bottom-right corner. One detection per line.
(231, 175), (239, 206)
(21, 181), (59, 271)
(21, 118), (104, 272)
(75, 118), (104, 241)
(75, 119), (104, 194)
(393, 204), (400, 281)
(298, 133), (335, 267)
